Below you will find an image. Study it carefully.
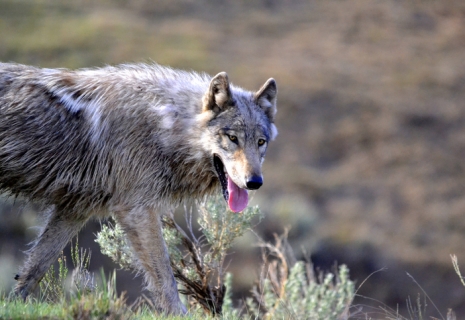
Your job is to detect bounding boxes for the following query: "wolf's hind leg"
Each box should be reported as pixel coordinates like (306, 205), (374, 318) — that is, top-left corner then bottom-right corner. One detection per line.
(14, 207), (88, 300)
(114, 207), (186, 315)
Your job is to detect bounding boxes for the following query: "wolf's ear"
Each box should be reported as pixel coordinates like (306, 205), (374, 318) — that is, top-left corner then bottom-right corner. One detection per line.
(203, 72), (232, 113)
(255, 78), (277, 121)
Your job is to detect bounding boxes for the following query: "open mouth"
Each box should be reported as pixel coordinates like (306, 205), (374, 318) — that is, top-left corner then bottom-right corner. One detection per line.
(213, 154), (249, 213)
(213, 155), (229, 201)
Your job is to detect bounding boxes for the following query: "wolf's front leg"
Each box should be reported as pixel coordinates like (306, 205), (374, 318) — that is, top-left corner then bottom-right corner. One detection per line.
(114, 207), (186, 315)
(15, 207), (89, 300)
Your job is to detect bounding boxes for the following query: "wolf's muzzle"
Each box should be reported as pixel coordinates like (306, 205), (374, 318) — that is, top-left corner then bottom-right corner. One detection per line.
(246, 176), (263, 190)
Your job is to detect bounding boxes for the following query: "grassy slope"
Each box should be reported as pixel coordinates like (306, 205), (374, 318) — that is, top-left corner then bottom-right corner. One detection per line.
(0, 297), (186, 320)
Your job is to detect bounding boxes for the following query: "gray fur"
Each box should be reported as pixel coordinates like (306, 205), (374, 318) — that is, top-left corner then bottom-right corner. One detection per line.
(0, 62), (277, 314)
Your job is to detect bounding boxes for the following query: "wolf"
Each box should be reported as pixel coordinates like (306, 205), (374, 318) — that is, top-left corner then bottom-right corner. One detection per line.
(0, 62), (277, 314)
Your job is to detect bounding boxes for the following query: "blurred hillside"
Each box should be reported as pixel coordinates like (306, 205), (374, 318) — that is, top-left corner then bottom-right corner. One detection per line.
(1, 0), (465, 316)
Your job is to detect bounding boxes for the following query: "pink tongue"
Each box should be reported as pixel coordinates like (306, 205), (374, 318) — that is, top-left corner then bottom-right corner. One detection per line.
(227, 177), (249, 212)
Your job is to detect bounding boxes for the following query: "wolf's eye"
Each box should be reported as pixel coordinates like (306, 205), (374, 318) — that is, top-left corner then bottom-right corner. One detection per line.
(228, 135), (238, 143)
(258, 139), (266, 146)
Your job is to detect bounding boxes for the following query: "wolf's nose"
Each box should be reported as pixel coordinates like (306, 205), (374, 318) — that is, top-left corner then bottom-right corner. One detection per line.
(246, 176), (263, 190)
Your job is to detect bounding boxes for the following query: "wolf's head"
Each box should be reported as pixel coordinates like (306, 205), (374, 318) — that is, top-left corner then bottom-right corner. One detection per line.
(201, 72), (277, 213)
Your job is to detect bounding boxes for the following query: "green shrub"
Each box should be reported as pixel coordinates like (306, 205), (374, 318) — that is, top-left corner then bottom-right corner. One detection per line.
(96, 194), (263, 315)
(6, 195), (358, 319)
(246, 231), (354, 320)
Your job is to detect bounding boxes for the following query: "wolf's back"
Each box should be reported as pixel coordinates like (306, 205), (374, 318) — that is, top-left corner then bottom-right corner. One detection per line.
(0, 64), (111, 211)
